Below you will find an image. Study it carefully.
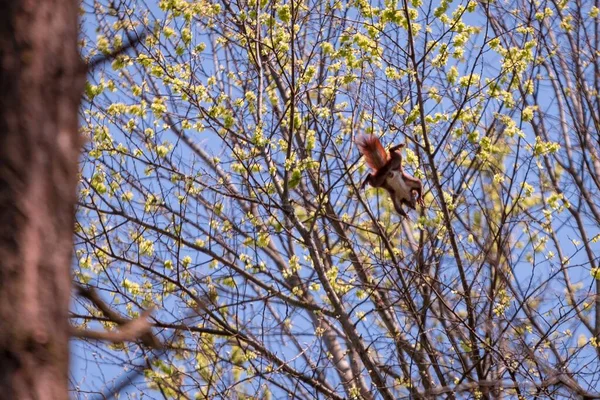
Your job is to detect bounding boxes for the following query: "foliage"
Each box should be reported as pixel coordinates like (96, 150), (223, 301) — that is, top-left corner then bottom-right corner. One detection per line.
(74, 0), (600, 398)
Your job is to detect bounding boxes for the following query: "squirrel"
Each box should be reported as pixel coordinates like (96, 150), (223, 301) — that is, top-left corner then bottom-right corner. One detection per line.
(356, 134), (424, 217)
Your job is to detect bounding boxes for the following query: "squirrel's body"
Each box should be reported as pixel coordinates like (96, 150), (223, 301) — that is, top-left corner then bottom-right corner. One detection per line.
(356, 135), (424, 217)
(385, 170), (413, 202)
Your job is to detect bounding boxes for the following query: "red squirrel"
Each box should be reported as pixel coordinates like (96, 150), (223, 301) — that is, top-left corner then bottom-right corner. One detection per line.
(356, 135), (424, 217)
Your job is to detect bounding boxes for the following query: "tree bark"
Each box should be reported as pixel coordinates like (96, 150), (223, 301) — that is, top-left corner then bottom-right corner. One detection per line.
(0, 1), (83, 398)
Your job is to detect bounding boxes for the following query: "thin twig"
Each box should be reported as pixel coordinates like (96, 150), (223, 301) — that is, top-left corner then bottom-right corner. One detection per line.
(87, 30), (148, 72)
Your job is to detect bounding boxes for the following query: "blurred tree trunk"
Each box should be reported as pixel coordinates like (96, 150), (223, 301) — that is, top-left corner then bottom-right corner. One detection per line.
(0, 0), (83, 398)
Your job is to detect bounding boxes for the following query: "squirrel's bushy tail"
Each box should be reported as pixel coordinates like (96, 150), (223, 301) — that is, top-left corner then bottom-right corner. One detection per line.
(356, 135), (388, 171)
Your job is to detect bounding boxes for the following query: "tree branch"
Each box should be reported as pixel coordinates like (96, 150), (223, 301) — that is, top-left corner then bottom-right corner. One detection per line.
(86, 30), (147, 72)
(74, 284), (161, 348)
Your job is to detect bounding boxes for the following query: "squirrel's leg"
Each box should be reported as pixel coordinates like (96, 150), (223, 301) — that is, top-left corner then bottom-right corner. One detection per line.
(389, 143), (406, 153)
(367, 171), (389, 188)
(361, 174), (372, 189)
(414, 186), (425, 207)
(408, 188), (423, 208)
(404, 174), (425, 207)
(417, 191), (425, 207)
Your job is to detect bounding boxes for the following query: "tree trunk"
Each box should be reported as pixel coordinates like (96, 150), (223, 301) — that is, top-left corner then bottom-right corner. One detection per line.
(0, 1), (83, 398)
